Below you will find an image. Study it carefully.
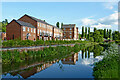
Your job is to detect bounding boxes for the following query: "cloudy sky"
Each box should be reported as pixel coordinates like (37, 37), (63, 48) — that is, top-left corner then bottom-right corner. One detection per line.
(2, 2), (118, 33)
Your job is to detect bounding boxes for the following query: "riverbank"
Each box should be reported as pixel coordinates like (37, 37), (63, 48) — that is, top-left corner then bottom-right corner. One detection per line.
(2, 42), (97, 64)
(93, 43), (119, 78)
(2, 40), (89, 48)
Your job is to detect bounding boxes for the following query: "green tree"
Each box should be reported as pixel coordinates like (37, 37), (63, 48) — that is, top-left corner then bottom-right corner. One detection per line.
(104, 29), (107, 39)
(82, 26), (85, 38)
(107, 29), (109, 39)
(94, 27), (97, 32)
(61, 23), (63, 28)
(112, 31), (119, 40)
(109, 29), (112, 40)
(93, 30), (104, 42)
(56, 22), (59, 28)
(98, 29), (104, 37)
(85, 27), (87, 38)
(88, 27), (90, 39)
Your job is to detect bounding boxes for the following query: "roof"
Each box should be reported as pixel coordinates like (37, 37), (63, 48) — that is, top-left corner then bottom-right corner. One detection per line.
(62, 24), (76, 28)
(13, 19), (35, 28)
(24, 14), (61, 29)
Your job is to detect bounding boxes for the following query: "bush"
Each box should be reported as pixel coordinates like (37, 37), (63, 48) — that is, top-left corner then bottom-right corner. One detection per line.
(89, 37), (94, 42)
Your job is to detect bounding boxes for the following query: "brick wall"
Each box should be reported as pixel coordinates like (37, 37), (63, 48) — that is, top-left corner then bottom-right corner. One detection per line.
(6, 20), (21, 40)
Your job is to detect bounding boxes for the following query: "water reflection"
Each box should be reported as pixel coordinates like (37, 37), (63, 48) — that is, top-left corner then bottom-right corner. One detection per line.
(2, 45), (104, 78)
(61, 53), (78, 65)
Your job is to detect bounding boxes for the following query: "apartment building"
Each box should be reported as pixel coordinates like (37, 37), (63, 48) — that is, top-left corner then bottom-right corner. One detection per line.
(62, 24), (79, 40)
(6, 14), (63, 40)
(6, 19), (36, 40)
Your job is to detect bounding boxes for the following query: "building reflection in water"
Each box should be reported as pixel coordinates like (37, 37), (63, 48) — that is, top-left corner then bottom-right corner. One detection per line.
(10, 60), (58, 79)
(61, 53), (78, 65)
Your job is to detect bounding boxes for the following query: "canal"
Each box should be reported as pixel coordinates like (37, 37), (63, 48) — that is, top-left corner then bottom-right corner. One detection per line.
(2, 45), (105, 79)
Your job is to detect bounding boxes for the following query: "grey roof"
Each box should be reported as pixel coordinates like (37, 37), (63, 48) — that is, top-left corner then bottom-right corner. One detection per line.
(25, 14), (61, 29)
(62, 24), (76, 28)
(14, 20), (35, 28)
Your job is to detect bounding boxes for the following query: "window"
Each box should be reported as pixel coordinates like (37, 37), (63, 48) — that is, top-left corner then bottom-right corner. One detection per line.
(70, 32), (72, 34)
(38, 23), (39, 27)
(70, 28), (72, 30)
(70, 35), (72, 38)
(38, 29), (39, 34)
(31, 28), (32, 32)
(28, 28), (29, 32)
(64, 28), (66, 30)
(40, 23), (41, 27)
(23, 27), (25, 31)
(34, 29), (36, 33)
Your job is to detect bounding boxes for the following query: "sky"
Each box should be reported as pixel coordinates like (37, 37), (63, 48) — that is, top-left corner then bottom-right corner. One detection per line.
(1, 2), (118, 33)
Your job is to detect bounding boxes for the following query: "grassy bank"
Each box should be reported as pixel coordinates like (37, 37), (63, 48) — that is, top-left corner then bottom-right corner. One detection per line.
(2, 40), (91, 48)
(93, 43), (119, 78)
(2, 42), (97, 64)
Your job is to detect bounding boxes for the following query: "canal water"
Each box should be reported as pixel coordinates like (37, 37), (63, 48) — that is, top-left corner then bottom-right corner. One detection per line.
(2, 45), (104, 79)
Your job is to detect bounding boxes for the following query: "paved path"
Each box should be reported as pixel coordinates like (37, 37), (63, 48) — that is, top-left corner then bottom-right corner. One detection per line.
(2, 44), (75, 51)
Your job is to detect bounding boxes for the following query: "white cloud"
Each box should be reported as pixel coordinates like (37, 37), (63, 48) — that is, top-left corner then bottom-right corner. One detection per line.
(81, 18), (97, 26)
(73, 11), (118, 33)
(91, 23), (112, 28)
(103, 2), (117, 10)
(99, 11), (118, 25)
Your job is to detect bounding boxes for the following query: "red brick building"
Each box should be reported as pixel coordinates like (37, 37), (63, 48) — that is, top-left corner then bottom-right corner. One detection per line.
(6, 14), (79, 41)
(6, 19), (36, 40)
(6, 14), (63, 40)
(62, 24), (79, 40)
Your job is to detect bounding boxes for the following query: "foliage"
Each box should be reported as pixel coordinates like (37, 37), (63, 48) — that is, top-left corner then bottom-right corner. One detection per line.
(56, 22), (59, 28)
(82, 26), (85, 38)
(2, 40), (90, 48)
(85, 27), (87, 38)
(89, 37), (94, 42)
(93, 43), (119, 78)
(2, 42), (96, 64)
(88, 27), (90, 39)
(93, 30), (104, 42)
(112, 31), (120, 40)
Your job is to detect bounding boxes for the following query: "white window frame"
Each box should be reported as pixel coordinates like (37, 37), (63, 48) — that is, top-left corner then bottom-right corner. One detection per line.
(38, 23), (39, 27)
(23, 27), (25, 31)
(38, 29), (39, 34)
(34, 29), (36, 33)
(31, 28), (32, 32)
(28, 28), (29, 32)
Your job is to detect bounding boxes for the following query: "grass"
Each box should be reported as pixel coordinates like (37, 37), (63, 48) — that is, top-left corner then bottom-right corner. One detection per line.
(2, 42), (96, 64)
(2, 40), (91, 48)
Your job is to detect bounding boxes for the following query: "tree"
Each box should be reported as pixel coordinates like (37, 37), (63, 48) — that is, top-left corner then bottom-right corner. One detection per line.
(85, 27), (87, 38)
(56, 22), (59, 28)
(112, 31), (119, 40)
(107, 29), (109, 39)
(82, 26), (85, 38)
(88, 27), (90, 39)
(98, 29), (104, 37)
(109, 29), (112, 40)
(5, 19), (8, 24)
(93, 30), (104, 42)
(61, 23), (63, 28)
(94, 27), (97, 32)
(104, 29), (107, 39)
